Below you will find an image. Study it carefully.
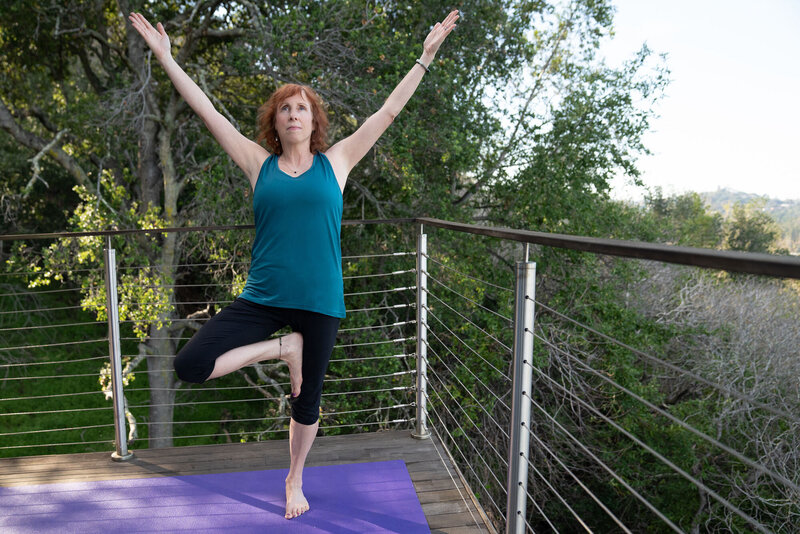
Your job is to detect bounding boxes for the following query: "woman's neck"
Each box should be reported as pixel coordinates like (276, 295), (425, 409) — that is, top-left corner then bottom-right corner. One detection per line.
(280, 144), (313, 166)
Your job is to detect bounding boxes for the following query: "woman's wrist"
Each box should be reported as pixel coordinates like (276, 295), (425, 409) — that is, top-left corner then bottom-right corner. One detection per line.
(418, 51), (435, 68)
(158, 53), (175, 67)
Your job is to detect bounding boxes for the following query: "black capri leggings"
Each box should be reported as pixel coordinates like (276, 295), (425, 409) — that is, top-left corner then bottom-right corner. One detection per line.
(173, 298), (340, 425)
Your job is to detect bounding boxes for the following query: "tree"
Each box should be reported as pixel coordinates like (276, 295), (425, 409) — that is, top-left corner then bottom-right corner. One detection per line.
(1, 0), (667, 456)
(644, 189), (724, 248)
(725, 200), (780, 253)
(1, 0), (268, 446)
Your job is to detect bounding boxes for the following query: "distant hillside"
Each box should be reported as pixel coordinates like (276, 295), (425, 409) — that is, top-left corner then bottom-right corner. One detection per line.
(700, 188), (800, 254)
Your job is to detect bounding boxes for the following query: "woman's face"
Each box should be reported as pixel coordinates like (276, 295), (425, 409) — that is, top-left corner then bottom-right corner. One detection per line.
(275, 91), (314, 146)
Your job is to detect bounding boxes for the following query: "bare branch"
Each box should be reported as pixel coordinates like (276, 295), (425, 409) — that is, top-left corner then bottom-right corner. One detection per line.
(347, 178), (388, 219)
(23, 129), (71, 196)
(453, 24), (570, 207)
(0, 97), (92, 191)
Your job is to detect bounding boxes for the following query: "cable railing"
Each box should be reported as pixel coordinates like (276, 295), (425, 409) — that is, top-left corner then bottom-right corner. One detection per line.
(415, 218), (800, 534)
(2, 218), (799, 534)
(0, 226), (418, 457)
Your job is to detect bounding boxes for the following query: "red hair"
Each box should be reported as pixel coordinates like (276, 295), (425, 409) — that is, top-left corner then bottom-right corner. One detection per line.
(256, 84), (329, 155)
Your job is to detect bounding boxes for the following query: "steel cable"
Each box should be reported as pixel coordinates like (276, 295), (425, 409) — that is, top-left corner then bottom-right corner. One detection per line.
(344, 286), (415, 297)
(342, 252), (414, 260)
(425, 271), (513, 323)
(1, 405), (114, 417)
(424, 314), (511, 411)
(0, 355), (108, 368)
(423, 390), (507, 522)
(0, 304), (86, 315)
(2, 338), (106, 351)
(524, 421), (632, 533)
(346, 303), (412, 314)
(423, 253), (514, 293)
(338, 320), (415, 333)
(420, 415), (486, 532)
(343, 269), (415, 280)
(424, 286), (512, 353)
(333, 337), (414, 349)
(425, 363), (509, 468)
(535, 332), (800, 494)
(423, 388), (508, 493)
(423, 301), (511, 380)
(536, 299), (800, 425)
(0, 390), (106, 402)
(0, 287), (85, 297)
(169, 419), (411, 441)
(0, 320), (105, 333)
(127, 386), (415, 411)
(423, 340), (510, 440)
(0, 423), (115, 437)
(522, 388), (682, 533)
(329, 353), (410, 364)
(521, 456), (587, 533)
(146, 404), (412, 427)
(528, 366), (768, 534)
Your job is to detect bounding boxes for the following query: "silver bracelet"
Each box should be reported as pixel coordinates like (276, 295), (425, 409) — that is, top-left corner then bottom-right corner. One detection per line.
(415, 59), (430, 73)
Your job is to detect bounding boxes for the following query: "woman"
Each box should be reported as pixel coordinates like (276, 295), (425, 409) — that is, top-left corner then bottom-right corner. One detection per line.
(129, 8), (458, 520)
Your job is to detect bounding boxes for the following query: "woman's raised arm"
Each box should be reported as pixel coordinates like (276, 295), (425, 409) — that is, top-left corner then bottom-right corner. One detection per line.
(325, 10), (459, 191)
(128, 13), (267, 188)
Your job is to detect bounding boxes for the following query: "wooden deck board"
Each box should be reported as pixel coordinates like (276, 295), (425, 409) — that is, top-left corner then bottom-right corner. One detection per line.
(0, 429), (495, 533)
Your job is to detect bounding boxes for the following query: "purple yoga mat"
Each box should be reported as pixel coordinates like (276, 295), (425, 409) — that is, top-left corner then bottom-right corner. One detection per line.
(0, 459), (430, 533)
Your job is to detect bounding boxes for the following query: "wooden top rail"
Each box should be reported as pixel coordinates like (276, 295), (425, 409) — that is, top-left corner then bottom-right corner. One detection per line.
(417, 217), (800, 279)
(2, 217), (798, 279)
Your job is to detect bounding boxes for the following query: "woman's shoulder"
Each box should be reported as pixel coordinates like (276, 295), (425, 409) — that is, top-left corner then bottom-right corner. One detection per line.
(260, 153), (276, 170)
(316, 151), (334, 169)
(251, 153), (275, 185)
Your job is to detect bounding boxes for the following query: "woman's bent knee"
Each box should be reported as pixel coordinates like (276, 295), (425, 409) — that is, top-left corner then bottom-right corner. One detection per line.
(173, 350), (211, 384)
(290, 401), (320, 425)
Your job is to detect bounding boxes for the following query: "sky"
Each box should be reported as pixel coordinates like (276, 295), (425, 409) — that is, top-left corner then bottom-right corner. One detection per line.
(601, 0), (800, 202)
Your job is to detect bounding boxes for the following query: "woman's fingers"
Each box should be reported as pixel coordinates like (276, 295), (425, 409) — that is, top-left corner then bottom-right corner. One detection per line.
(128, 12), (171, 58)
(435, 10), (459, 38)
(423, 9), (459, 54)
(129, 12), (160, 39)
(441, 9), (459, 28)
(128, 13), (151, 37)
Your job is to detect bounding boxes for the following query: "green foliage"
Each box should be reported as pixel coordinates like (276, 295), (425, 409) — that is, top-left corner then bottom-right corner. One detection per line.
(644, 189), (724, 247)
(7, 173), (173, 340)
(725, 200), (781, 253)
(10, 1), (794, 532)
(702, 188), (800, 253)
(0, 282), (116, 457)
(0, 134), (77, 235)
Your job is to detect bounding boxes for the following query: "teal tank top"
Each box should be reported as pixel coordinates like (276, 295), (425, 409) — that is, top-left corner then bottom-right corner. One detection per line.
(239, 152), (345, 318)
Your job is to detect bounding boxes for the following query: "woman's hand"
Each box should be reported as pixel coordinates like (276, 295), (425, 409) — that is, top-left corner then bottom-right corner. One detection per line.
(421, 9), (460, 64)
(128, 12), (172, 63)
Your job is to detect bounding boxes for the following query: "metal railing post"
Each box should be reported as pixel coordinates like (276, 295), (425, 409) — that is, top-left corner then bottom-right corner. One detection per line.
(104, 237), (134, 461)
(412, 225), (430, 439)
(506, 259), (536, 533)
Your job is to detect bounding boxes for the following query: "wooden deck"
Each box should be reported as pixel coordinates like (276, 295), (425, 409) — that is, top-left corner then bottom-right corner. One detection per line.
(0, 429), (495, 533)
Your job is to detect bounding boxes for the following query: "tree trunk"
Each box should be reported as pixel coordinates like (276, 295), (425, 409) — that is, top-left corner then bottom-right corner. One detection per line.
(146, 322), (177, 448)
(145, 230), (179, 448)
(144, 119), (183, 447)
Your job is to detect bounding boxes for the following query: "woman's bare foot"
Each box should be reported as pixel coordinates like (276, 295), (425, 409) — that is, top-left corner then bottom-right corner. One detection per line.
(285, 479), (309, 519)
(280, 332), (303, 398)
